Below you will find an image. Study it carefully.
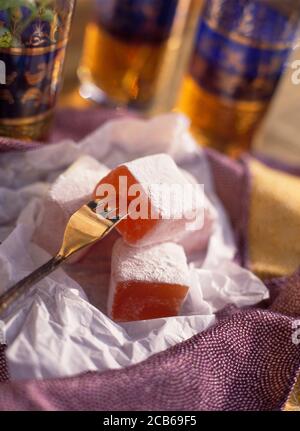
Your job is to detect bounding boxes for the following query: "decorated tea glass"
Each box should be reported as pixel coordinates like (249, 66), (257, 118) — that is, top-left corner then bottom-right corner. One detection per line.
(0, 0), (76, 141)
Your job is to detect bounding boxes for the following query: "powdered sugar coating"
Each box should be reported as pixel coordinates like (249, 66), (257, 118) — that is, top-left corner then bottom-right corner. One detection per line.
(34, 155), (109, 261)
(119, 154), (204, 247)
(125, 154), (198, 220)
(50, 155), (109, 216)
(108, 239), (190, 316)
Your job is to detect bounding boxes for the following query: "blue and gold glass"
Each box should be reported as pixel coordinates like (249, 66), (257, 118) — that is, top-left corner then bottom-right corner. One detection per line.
(79, 0), (181, 110)
(178, 0), (300, 156)
(0, 0), (76, 141)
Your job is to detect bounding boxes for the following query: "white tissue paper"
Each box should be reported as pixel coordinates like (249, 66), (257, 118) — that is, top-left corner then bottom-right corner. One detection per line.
(0, 113), (269, 381)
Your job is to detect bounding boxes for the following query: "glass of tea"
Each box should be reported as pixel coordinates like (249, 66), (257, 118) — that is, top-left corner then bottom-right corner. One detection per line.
(78, 0), (198, 112)
(178, 0), (300, 157)
(0, 0), (76, 141)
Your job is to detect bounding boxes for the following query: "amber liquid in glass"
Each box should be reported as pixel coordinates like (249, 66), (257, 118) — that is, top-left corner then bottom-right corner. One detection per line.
(79, 0), (194, 111)
(0, 1), (75, 141)
(179, 76), (267, 158)
(80, 22), (167, 109)
(177, 0), (299, 157)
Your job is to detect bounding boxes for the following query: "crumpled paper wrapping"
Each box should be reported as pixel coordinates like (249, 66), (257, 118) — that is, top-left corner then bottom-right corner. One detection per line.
(0, 114), (269, 381)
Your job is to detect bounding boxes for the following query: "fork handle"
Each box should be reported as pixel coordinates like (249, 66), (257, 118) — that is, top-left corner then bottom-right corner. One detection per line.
(0, 255), (65, 316)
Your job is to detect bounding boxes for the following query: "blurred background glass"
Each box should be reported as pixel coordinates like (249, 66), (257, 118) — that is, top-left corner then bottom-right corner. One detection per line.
(177, 0), (300, 157)
(61, 0), (300, 161)
(0, 0), (76, 141)
(78, 0), (201, 114)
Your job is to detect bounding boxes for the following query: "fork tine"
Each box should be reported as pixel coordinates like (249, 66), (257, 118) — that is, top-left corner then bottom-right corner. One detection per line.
(97, 206), (119, 220)
(94, 200), (128, 222)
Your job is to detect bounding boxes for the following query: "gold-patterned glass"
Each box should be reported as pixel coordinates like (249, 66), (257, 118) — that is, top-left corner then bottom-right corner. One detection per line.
(178, 0), (300, 157)
(0, 0), (76, 141)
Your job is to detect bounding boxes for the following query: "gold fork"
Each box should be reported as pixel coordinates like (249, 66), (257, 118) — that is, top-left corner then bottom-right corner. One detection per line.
(0, 200), (125, 316)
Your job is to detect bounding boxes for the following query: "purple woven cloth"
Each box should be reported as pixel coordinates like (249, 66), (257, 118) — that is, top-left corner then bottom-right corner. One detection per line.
(0, 346), (9, 383)
(0, 108), (299, 411)
(0, 308), (298, 411)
